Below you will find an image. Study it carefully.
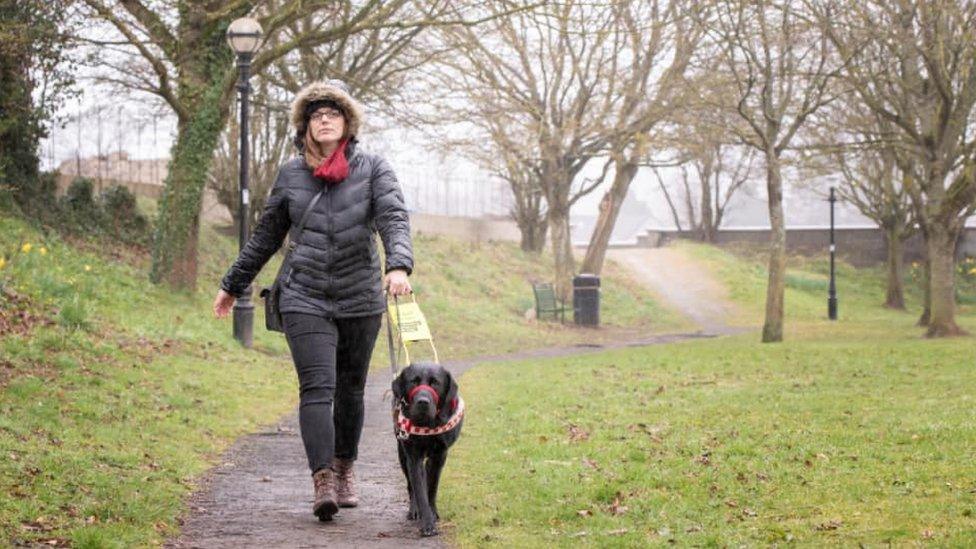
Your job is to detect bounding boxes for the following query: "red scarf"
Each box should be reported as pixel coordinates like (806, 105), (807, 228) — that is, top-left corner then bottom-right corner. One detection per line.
(311, 137), (350, 184)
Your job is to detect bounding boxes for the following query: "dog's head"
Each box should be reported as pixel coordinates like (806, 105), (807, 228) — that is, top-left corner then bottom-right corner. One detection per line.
(392, 362), (459, 427)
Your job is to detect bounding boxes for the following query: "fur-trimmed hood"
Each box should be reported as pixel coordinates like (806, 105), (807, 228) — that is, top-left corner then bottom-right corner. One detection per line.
(290, 80), (364, 137)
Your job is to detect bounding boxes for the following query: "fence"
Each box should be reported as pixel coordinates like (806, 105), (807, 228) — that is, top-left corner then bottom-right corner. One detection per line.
(44, 102), (516, 221)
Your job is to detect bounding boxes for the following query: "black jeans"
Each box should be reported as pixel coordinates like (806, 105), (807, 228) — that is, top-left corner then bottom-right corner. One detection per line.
(282, 312), (382, 475)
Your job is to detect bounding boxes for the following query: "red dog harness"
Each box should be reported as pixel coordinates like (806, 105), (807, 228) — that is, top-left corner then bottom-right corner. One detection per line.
(393, 391), (464, 440)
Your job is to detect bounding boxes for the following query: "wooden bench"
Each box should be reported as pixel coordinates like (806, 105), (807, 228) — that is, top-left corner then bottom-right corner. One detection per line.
(532, 282), (567, 323)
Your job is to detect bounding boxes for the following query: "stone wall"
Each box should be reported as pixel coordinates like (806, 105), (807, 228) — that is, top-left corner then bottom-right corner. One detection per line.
(409, 212), (521, 243)
(638, 226), (976, 265)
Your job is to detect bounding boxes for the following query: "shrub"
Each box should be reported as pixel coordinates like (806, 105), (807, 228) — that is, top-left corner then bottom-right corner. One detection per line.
(59, 177), (104, 232)
(99, 185), (150, 244)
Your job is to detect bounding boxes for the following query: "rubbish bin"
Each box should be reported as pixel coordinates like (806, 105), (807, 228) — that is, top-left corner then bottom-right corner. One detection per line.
(573, 273), (600, 327)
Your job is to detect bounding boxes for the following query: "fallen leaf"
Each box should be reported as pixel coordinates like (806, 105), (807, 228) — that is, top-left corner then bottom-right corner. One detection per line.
(577, 509), (592, 517)
(606, 528), (629, 535)
(921, 529), (935, 540)
(581, 458), (600, 470)
(743, 508), (757, 518)
(609, 493), (628, 515)
(815, 519), (843, 531)
(568, 424), (590, 443)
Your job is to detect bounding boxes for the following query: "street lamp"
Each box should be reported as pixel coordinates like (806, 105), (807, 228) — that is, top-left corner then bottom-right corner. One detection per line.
(227, 17), (263, 348)
(828, 186), (838, 320)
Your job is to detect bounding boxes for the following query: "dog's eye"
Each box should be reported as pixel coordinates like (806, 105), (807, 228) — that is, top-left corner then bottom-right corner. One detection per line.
(429, 379), (439, 386)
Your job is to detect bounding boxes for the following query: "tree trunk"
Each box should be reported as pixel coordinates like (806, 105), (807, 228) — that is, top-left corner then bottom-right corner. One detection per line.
(517, 216), (547, 253)
(580, 160), (639, 275)
(762, 154), (786, 343)
(925, 222), (965, 337)
(149, 83), (230, 290)
(883, 223), (906, 310)
(547, 205), (575, 302)
(0, 16), (40, 208)
(699, 175), (714, 242)
(917, 254), (931, 326)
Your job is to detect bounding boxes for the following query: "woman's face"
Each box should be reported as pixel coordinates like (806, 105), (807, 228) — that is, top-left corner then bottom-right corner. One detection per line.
(309, 106), (346, 146)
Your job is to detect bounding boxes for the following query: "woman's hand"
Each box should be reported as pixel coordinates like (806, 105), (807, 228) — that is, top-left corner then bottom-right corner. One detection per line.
(213, 289), (236, 318)
(385, 269), (412, 296)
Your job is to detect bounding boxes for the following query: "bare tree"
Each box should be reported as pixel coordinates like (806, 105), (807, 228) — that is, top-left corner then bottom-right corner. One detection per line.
(430, 0), (702, 294)
(813, 102), (917, 310)
(819, 0), (976, 336)
(76, 0), (524, 290)
(700, 0), (841, 343)
(579, 0), (702, 275)
(428, 0), (644, 298)
(668, 128), (756, 243)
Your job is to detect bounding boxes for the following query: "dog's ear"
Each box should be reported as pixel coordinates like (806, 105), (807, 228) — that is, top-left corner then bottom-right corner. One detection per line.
(392, 368), (409, 400)
(437, 368), (459, 423)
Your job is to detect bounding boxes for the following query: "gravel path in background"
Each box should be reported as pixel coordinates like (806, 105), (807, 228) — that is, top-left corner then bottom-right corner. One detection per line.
(607, 247), (745, 335)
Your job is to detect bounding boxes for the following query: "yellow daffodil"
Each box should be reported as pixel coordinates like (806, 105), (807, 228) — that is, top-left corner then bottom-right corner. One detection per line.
(21, 243), (31, 253)
(970, 267), (976, 275)
(84, 265), (92, 272)
(0, 257), (5, 270)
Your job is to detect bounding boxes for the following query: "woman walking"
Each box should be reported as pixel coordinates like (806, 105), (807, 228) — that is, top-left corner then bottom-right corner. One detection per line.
(212, 79), (413, 521)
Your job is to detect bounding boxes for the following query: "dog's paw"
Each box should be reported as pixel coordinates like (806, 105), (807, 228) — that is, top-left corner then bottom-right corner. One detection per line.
(419, 523), (439, 537)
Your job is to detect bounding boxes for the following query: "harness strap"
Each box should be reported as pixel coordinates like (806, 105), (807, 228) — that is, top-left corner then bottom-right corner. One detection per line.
(394, 397), (465, 439)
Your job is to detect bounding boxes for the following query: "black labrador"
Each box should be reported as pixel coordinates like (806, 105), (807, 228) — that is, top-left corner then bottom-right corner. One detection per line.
(391, 362), (463, 537)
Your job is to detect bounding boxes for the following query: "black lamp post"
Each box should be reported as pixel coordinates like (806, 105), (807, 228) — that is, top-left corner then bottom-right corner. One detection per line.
(227, 17), (263, 348)
(828, 186), (838, 320)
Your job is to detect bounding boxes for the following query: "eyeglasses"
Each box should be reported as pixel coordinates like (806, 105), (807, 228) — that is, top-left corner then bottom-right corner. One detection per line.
(309, 108), (344, 123)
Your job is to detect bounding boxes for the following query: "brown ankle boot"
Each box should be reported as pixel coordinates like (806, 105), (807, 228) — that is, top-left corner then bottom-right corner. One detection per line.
(312, 467), (338, 521)
(332, 458), (358, 508)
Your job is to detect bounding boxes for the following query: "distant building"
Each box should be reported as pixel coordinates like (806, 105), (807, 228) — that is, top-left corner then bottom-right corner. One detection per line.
(55, 152), (169, 199)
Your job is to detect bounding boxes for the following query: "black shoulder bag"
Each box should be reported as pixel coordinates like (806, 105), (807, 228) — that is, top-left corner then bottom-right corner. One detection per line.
(260, 189), (324, 332)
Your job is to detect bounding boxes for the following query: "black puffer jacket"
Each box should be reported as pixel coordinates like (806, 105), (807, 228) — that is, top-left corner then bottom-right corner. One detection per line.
(219, 139), (413, 318)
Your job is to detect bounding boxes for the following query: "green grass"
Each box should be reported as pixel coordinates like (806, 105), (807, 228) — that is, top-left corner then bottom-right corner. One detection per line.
(675, 240), (975, 337)
(0, 208), (677, 547)
(0, 216), (296, 547)
(439, 242), (976, 547)
(399, 234), (688, 362)
(441, 330), (976, 547)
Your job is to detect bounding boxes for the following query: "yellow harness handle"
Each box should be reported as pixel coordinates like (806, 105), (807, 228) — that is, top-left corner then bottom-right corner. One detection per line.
(386, 293), (440, 377)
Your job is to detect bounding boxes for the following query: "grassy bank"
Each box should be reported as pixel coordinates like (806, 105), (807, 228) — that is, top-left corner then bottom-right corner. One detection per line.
(0, 216), (297, 547)
(0, 211), (676, 547)
(676, 240), (975, 337)
(440, 244), (976, 547)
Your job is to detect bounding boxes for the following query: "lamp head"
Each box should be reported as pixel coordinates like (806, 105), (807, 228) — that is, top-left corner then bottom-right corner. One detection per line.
(226, 17), (263, 55)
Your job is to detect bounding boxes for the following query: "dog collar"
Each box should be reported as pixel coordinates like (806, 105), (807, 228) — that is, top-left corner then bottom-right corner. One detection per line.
(394, 396), (464, 440)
